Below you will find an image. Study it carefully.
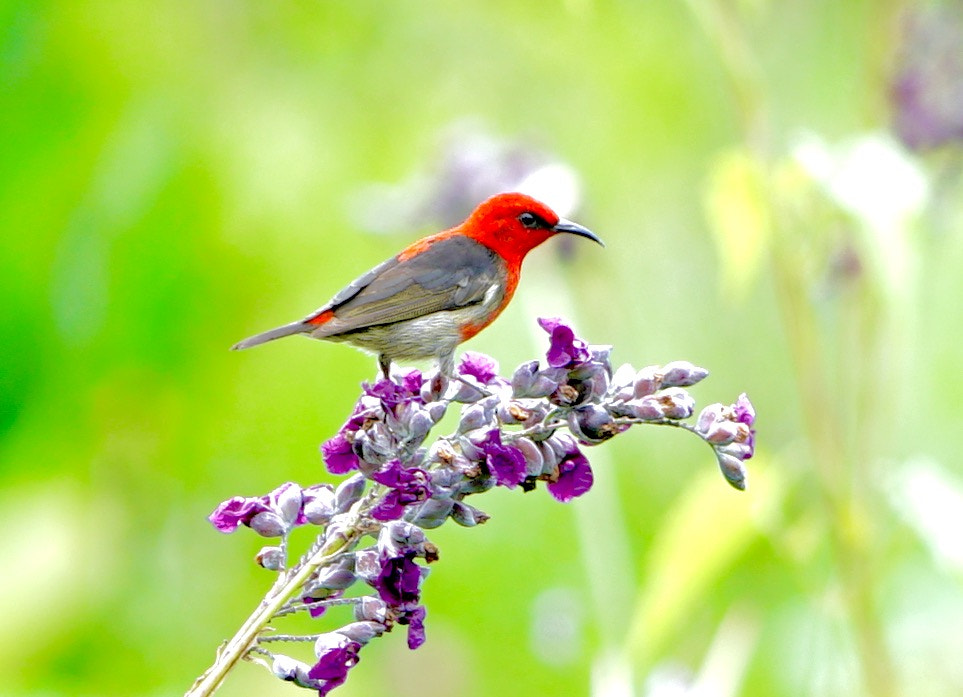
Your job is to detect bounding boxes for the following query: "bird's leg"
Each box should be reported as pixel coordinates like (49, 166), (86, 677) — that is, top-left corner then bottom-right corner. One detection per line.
(378, 354), (392, 380)
(438, 352), (455, 379)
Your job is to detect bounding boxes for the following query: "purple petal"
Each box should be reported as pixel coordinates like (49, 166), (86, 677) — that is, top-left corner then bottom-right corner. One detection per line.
(458, 351), (499, 384)
(733, 393), (755, 427)
(538, 316), (590, 368)
(732, 393), (756, 459)
(371, 552), (422, 606)
(370, 461), (430, 519)
(487, 444), (527, 488)
(208, 496), (260, 533)
(321, 433), (360, 474)
(370, 460), (406, 487)
(536, 316), (564, 333)
(403, 605), (427, 649)
(308, 638), (360, 685)
(371, 490), (405, 521)
(480, 430), (527, 488)
(364, 371), (425, 410)
(547, 449), (594, 502)
(399, 369), (425, 395)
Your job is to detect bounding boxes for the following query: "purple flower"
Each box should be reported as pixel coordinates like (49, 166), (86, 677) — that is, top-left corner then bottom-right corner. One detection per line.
(546, 443), (594, 503)
(370, 461), (431, 521)
(208, 496), (260, 533)
(321, 433), (360, 474)
(208, 482), (303, 536)
(371, 551), (423, 608)
(321, 401), (371, 475)
(308, 633), (361, 696)
(511, 360), (560, 398)
(480, 429), (527, 488)
(458, 351), (500, 385)
(363, 370), (425, 410)
(400, 605), (427, 649)
(365, 545), (429, 650)
(538, 317), (590, 369)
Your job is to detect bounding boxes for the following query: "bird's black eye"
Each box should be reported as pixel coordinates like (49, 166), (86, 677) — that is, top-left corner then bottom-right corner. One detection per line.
(518, 212), (539, 229)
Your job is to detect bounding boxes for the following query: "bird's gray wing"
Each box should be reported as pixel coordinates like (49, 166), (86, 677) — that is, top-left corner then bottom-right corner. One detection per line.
(308, 235), (505, 337)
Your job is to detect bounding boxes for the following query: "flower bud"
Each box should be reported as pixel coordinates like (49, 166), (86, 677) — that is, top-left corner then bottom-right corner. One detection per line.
(256, 545), (285, 570)
(272, 482), (303, 526)
(458, 475), (496, 495)
(338, 620), (387, 645)
(354, 596), (388, 623)
(451, 501), (490, 527)
(273, 655), (317, 687)
(658, 388), (696, 419)
(497, 401), (531, 425)
(704, 420), (743, 445)
(511, 360), (539, 396)
(634, 365), (661, 398)
(335, 474), (366, 512)
(458, 433), (485, 462)
(716, 451), (747, 490)
(696, 403), (725, 434)
(569, 362), (610, 403)
(538, 439), (560, 475)
(425, 400), (448, 424)
(314, 631), (355, 658)
(420, 371), (449, 402)
(250, 511), (287, 537)
(512, 361), (560, 398)
(314, 557), (357, 590)
(407, 497), (454, 529)
(354, 550), (380, 582)
(458, 402), (494, 433)
(302, 484), (336, 525)
(383, 520), (428, 549)
(610, 362), (637, 402)
(660, 361), (709, 387)
(589, 345), (613, 370)
(404, 407), (435, 445)
(626, 396), (665, 420)
(520, 401), (552, 431)
(718, 441), (753, 461)
(450, 379), (485, 403)
(568, 404), (618, 443)
(513, 436), (544, 477)
(733, 393), (755, 426)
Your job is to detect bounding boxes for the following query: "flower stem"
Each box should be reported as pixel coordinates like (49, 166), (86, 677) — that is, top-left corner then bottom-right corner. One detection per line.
(184, 520), (363, 697)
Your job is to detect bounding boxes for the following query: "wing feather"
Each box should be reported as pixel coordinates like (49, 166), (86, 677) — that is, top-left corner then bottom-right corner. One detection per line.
(309, 236), (503, 337)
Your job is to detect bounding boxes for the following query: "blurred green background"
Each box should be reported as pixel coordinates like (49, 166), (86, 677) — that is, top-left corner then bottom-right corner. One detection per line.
(3, 1), (963, 695)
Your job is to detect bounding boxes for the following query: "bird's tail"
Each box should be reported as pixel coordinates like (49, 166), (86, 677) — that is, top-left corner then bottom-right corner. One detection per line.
(231, 321), (308, 350)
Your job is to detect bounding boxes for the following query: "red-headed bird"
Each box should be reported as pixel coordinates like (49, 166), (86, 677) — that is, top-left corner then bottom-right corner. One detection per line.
(232, 192), (603, 376)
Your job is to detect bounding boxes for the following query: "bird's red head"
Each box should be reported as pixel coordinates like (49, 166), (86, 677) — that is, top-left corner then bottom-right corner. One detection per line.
(458, 192), (602, 265)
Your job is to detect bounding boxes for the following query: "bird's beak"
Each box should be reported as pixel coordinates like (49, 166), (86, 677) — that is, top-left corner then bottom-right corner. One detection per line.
(552, 218), (605, 247)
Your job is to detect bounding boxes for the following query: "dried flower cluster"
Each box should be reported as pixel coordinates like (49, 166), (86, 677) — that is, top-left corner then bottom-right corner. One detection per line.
(198, 318), (755, 696)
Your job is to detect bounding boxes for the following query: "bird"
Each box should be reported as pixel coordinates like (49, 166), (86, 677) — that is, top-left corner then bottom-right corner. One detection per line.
(232, 192), (603, 377)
